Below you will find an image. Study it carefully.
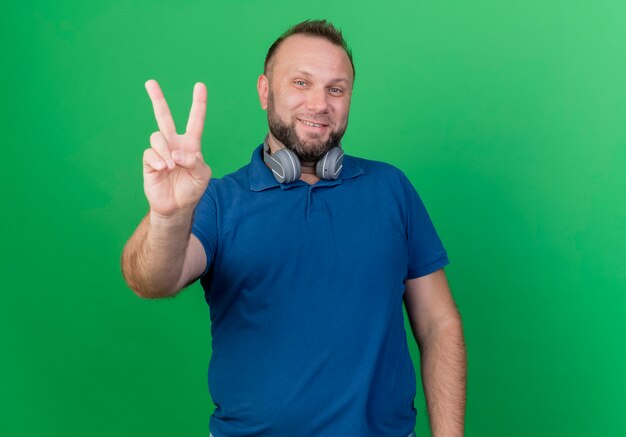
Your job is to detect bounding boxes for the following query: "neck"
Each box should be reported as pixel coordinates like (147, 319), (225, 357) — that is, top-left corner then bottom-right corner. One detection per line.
(267, 132), (319, 184)
(266, 133), (316, 173)
(300, 161), (316, 174)
(266, 132), (285, 156)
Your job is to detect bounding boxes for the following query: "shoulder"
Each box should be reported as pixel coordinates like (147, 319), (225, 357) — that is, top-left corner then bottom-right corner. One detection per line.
(204, 162), (253, 194)
(346, 154), (411, 186)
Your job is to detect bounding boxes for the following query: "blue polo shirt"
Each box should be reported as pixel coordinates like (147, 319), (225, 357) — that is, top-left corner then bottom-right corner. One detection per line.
(191, 143), (449, 437)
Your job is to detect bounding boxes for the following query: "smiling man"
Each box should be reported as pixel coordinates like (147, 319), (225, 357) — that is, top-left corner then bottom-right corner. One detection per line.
(122, 20), (466, 437)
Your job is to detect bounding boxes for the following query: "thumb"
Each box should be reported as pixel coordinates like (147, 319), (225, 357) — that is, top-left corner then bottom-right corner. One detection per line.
(171, 150), (211, 181)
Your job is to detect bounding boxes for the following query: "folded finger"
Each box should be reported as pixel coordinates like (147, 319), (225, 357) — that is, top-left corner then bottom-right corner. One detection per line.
(150, 131), (175, 170)
(172, 150), (211, 182)
(143, 148), (167, 172)
(171, 150), (198, 169)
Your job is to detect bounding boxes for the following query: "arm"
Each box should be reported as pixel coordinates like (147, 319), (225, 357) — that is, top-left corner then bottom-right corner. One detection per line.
(121, 210), (206, 298)
(121, 80), (212, 299)
(403, 268), (467, 437)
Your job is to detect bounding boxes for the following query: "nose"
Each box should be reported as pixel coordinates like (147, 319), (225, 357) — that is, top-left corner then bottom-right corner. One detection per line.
(305, 86), (330, 114)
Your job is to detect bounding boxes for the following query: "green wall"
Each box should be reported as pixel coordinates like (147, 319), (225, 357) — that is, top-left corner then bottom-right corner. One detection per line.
(2, 1), (625, 435)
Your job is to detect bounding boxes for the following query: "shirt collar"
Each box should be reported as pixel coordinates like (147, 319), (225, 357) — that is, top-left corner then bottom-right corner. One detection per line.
(248, 143), (364, 191)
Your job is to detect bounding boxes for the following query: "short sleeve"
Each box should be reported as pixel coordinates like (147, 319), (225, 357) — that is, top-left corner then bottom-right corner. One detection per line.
(400, 172), (450, 279)
(191, 183), (218, 277)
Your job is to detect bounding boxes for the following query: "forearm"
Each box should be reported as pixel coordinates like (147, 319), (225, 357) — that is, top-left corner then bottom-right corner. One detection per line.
(121, 209), (194, 298)
(419, 318), (467, 437)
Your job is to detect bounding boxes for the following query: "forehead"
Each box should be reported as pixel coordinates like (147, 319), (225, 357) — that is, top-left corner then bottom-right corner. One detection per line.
(270, 34), (353, 84)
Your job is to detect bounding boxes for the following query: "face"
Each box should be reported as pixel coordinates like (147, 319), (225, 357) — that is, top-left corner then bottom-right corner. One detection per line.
(258, 35), (354, 162)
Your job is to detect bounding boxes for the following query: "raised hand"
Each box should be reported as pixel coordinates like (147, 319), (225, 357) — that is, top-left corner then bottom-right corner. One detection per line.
(143, 79), (212, 217)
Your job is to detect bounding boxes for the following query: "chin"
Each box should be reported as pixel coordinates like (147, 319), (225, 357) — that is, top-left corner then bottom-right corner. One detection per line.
(298, 131), (328, 145)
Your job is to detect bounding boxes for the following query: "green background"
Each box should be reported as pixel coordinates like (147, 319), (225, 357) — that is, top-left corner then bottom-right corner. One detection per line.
(2, 0), (625, 435)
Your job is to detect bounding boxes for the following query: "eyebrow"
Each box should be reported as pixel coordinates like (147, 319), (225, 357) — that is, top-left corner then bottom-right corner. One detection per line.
(294, 70), (350, 84)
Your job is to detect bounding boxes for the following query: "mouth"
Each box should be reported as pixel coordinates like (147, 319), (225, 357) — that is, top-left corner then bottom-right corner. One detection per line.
(298, 118), (330, 130)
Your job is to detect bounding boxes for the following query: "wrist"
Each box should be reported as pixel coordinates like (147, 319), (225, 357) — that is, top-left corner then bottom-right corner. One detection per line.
(148, 207), (195, 236)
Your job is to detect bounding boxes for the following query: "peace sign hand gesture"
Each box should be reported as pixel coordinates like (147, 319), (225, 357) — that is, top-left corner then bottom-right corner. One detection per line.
(143, 80), (212, 218)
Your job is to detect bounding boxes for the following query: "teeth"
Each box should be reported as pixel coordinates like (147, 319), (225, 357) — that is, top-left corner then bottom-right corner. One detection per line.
(302, 120), (323, 128)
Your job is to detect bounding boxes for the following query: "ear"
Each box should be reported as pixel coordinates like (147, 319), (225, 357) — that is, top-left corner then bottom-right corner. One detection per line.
(257, 74), (269, 110)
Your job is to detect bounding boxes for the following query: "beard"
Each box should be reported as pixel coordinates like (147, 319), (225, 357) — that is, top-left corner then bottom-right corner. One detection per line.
(267, 90), (347, 163)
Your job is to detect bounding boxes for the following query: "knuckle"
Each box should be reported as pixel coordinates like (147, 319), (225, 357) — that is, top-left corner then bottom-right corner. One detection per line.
(143, 151), (160, 166)
(150, 131), (168, 148)
(151, 144), (170, 159)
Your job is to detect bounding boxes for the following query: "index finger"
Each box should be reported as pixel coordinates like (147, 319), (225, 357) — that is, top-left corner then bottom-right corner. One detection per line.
(185, 82), (207, 140)
(145, 79), (177, 139)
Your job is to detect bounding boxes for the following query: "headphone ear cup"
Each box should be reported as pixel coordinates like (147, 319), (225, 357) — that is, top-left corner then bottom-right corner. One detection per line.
(316, 147), (344, 180)
(270, 148), (301, 183)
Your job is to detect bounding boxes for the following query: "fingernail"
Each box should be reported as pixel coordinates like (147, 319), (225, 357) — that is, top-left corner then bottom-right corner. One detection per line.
(167, 159), (175, 169)
(172, 151), (182, 161)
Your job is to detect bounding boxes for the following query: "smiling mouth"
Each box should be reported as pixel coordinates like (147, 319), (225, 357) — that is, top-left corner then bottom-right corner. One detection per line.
(298, 118), (329, 128)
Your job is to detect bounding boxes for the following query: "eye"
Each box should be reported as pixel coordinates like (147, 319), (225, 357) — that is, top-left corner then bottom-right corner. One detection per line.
(329, 87), (343, 95)
(294, 80), (307, 87)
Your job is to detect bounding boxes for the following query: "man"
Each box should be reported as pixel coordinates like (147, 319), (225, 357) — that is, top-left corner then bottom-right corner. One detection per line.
(122, 20), (466, 437)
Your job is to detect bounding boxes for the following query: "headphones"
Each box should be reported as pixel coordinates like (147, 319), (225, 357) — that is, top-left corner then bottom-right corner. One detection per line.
(262, 135), (344, 184)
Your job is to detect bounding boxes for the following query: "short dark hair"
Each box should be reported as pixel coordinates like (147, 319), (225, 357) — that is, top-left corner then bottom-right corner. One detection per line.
(264, 19), (355, 81)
